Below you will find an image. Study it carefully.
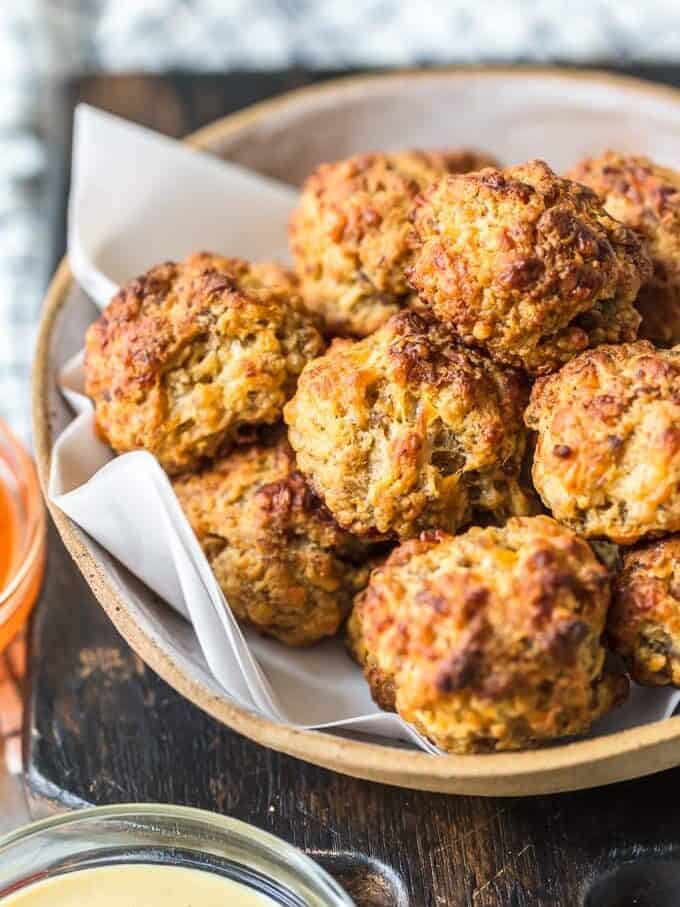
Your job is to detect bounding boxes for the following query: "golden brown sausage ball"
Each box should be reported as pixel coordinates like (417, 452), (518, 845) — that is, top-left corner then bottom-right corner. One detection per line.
(526, 341), (680, 544)
(85, 253), (325, 475)
(172, 432), (373, 646)
(290, 149), (499, 338)
(567, 151), (680, 346)
(408, 160), (651, 375)
(284, 310), (532, 541)
(352, 516), (627, 753)
(609, 537), (680, 686)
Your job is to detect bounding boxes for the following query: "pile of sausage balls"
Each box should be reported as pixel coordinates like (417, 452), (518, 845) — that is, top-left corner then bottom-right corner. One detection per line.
(84, 149), (680, 754)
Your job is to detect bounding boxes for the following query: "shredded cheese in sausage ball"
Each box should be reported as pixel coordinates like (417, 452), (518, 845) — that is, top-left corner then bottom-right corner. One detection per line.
(567, 150), (680, 347)
(609, 537), (680, 686)
(351, 516), (627, 753)
(173, 431), (377, 646)
(285, 310), (533, 541)
(290, 149), (498, 338)
(409, 160), (651, 374)
(526, 341), (680, 545)
(85, 253), (325, 474)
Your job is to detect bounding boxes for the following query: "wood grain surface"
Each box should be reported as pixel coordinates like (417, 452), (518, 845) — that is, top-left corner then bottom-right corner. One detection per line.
(27, 68), (680, 907)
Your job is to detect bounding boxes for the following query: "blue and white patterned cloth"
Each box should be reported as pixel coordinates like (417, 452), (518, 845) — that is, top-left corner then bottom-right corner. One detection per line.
(2, 0), (680, 439)
(1, 3), (50, 440)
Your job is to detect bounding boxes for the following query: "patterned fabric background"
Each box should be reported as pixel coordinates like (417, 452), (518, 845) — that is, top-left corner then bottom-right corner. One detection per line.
(2, 0), (680, 438)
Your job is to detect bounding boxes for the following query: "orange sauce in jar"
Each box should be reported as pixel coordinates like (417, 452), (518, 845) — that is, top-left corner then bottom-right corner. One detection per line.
(0, 422), (45, 653)
(0, 477), (19, 590)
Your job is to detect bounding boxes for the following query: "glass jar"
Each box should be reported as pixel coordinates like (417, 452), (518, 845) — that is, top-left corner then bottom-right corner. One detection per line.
(0, 421), (46, 653)
(0, 804), (355, 906)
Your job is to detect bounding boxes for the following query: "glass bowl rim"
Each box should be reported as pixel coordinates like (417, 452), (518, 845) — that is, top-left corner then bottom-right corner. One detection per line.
(0, 802), (355, 906)
(0, 420), (46, 613)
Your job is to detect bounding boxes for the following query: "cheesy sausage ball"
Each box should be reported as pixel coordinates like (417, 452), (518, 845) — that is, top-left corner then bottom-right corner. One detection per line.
(609, 537), (680, 686)
(352, 516), (627, 753)
(567, 151), (680, 346)
(284, 311), (531, 541)
(85, 253), (325, 475)
(408, 160), (651, 375)
(526, 342), (680, 544)
(290, 149), (498, 338)
(172, 432), (373, 646)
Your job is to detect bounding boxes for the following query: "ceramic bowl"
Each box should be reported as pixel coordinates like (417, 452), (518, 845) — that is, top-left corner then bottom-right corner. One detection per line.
(33, 68), (680, 795)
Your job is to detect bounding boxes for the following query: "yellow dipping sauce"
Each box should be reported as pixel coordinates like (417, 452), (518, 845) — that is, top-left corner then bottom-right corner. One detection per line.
(1, 864), (278, 906)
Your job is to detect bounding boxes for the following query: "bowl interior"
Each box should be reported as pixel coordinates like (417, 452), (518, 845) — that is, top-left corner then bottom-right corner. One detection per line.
(35, 69), (680, 795)
(193, 69), (680, 180)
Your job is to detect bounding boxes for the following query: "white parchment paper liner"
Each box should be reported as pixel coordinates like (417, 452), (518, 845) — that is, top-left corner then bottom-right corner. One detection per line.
(50, 105), (680, 753)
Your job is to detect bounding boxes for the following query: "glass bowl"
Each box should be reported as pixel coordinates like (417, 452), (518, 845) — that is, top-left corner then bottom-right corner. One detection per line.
(0, 420), (46, 653)
(0, 804), (355, 906)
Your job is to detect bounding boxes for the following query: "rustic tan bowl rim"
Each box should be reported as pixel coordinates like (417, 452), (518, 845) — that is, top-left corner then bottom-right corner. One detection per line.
(32, 66), (680, 796)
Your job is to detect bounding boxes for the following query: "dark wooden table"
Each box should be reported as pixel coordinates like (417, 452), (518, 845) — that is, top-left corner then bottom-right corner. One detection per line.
(26, 67), (680, 907)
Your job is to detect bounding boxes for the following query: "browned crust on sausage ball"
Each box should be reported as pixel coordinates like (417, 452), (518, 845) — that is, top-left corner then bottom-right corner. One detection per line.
(526, 342), (680, 544)
(289, 149), (499, 338)
(85, 253), (325, 475)
(567, 151), (680, 346)
(172, 431), (373, 646)
(609, 537), (680, 686)
(352, 517), (627, 753)
(284, 310), (533, 541)
(408, 160), (651, 374)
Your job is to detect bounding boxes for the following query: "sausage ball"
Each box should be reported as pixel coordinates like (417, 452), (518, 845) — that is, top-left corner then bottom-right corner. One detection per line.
(351, 516), (627, 753)
(609, 537), (680, 686)
(567, 151), (680, 346)
(85, 253), (325, 474)
(172, 432), (374, 646)
(284, 310), (532, 541)
(290, 149), (499, 338)
(526, 342), (680, 544)
(408, 160), (651, 375)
